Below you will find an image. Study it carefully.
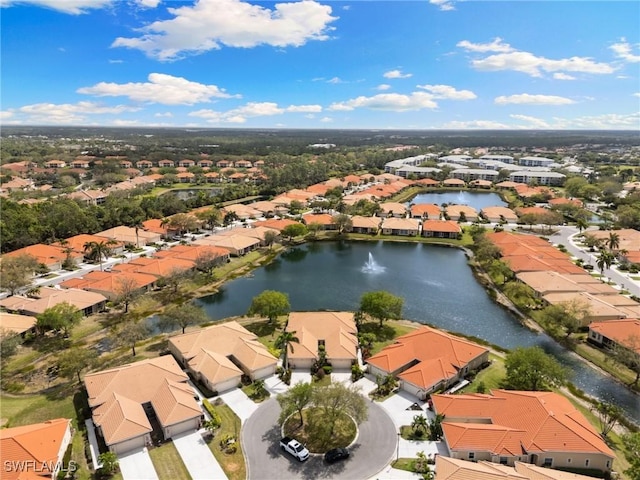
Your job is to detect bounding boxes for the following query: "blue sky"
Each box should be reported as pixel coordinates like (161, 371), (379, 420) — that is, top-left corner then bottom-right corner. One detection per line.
(1, 0), (639, 129)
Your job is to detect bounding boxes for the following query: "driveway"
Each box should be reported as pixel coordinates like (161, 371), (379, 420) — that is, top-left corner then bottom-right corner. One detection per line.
(218, 388), (259, 423)
(173, 430), (228, 480)
(242, 397), (397, 480)
(118, 447), (159, 480)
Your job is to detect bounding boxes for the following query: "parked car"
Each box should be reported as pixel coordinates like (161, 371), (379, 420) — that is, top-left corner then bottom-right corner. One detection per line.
(280, 436), (310, 462)
(324, 447), (349, 463)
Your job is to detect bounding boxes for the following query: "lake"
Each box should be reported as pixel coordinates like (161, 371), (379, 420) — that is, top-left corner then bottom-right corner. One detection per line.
(194, 241), (639, 420)
(410, 191), (506, 210)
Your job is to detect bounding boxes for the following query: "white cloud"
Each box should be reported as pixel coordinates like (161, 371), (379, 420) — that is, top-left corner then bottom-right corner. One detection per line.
(471, 51), (614, 77)
(189, 101), (319, 123)
(633, 93), (640, 98)
(138, 0), (160, 7)
(0, 111), (14, 119)
(320, 116), (333, 123)
(416, 84), (477, 100)
(16, 101), (138, 124)
(442, 120), (511, 129)
(286, 104), (322, 113)
(77, 73), (239, 105)
(112, 0), (338, 61)
(553, 112), (640, 129)
(495, 94), (575, 105)
(108, 59), (123, 64)
(0, 0), (112, 14)
(610, 39), (640, 63)
(327, 77), (343, 84)
(456, 38), (513, 53)
(553, 73), (576, 80)
(510, 114), (550, 129)
(329, 92), (437, 112)
(383, 69), (412, 79)
(429, 0), (455, 11)
(376, 84), (391, 91)
(155, 112), (173, 117)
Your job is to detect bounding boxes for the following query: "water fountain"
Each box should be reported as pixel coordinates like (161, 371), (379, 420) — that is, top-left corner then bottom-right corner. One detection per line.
(362, 252), (386, 274)
(456, 191), (468, 204)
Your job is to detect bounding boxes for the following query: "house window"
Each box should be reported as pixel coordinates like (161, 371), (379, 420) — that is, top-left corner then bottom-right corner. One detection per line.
(606, 460), (610, 469)
(499, 457), (508, 465)
(567, 458), (571, 464)
(543, 458), (553, 467)
(468, 452), (475, 460)
(585, 459), (590, 467)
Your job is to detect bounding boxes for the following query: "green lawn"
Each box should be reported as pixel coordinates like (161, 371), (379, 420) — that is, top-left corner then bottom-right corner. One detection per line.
(574, 343), (638, 392)
(460, 353), (506, 394)
(206, 401), (246, 480)
(1, 389), (77, 427)
(148, 442), (192, 480)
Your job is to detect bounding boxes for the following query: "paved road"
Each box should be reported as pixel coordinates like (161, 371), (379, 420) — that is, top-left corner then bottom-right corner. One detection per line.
(548, 226), (640, 298)
(242, 398), (397, 480)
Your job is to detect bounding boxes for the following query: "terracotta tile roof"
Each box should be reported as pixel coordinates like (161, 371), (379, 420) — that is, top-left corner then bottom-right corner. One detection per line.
(542, 292), (629, 320)
(0, 287), (106, 316)
(59, 271), (157, 297)
(410, 203), (441, 218)
(445, 204), (478, 218)
(286, 312), (358, 362)
(589, 319), (640, 354)
(53, 234), (123, 255)
(422, 220), (461, 234)
(415, 178), (440, 186)
(516, 206), (549, 217)
(350, 215), (381, 229)
(380, 217), (420, 231)
(481, 206), (519, 222)
(189, 348), (243, 384)
(367, 326), (488, 390)
(125, 257), (194, 277)
(502, 255), (585, 275)
(253, 218), (300, 232)
(305, 183), (332, 195)
(436, 456), (528, 479)
(151, 379), (203, 428)
(0, 418), (71, 480)
(200, 234), (261, 251)
(154, 244), (229, 262)
(93, 392), (152, 445)
(443, 178), (466, 186)
(0, 312), (37, 334)
(302, 213), (335, 226)
(433, 390), (614, 459)
(380, 202), (408, 216)
(3, 244), (71, 267)
(169, 321), (277, 374)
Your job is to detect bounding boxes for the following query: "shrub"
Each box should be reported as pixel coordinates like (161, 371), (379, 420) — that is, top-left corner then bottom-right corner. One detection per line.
(322, 365), (333, 375)
(351, 363), (364, 382)
(202, 399), (222, 428)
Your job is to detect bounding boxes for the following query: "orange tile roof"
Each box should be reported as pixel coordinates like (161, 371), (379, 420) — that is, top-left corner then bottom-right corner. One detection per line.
(252, 218), (300, 231)
(589, 319), (640, 354)
(411, 203), (442, 217)
(302, 213), (335, 226)
(53, 234), (124, 255)
(422, 220), (462, 234)
(433, 390), (614, 459)
(154, 244), (229, 262)
(286, 312), (358, 362)
(0, 418), (71, 480)
(367, 326), (488, 390)
(3, 244), (70, 266)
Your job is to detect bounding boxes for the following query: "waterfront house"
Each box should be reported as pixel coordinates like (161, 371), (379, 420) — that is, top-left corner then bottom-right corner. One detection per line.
(380, 217), (420, 236)
(421, 220), (461, 239)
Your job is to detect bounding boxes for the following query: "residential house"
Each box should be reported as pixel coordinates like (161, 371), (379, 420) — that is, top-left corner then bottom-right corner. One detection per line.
(0, 286), (107, 316)
(481, 206), (518, 224)
(168, 321), (277, 393)
(432, 390), (614, 473)
(469, 179), (493, 189)
(136, 160), (153, 169)
(302, 213), (337, 230)
(95, 226), (162, 246)
(235, 159), (252, 169)
(194, 234), (260, 256)
(415, 178), (441, 187)
(451, 169), (499, 182)
(44, 159), (66, 169)
(222, 203), (262, 220)
(154, 244), (230, 265)
(367, 326), (489, 399)
(0, 176), (35, 194)
(252, 218), (301, 232)
(348, 215), (381, 234)
(158, 159), (175, 168)
(176, 172), (195, 183)
(178, 159), (195, 168)
(409, 203), (440, 220)
(518, 156), (556, 167)
(114, 256), (195, 278)
(0, 418), (72, 480)
(443, 178), (467, 187)
(445, 204), (478, 222)
(198, 159), (213, 168)
(53, 234), (125, 257)
(380, 217), (420, 236)
(509, 171), (565, 186)
(380, 202), (407, 218)
(67, 189), (108, 205)
(435, 456), (598, 480)
(285, 312), (358, 370)
(3, 244), (82, 271)
(84, 356), (202, 454)
(59, 271), (157, 301)
(542, 292), (631, 323)
(422, 220), (461, 239)
(588, 318), (640, 362)
(216, 160), (233, 168)
(515, 271), (618, 297)
(0, 312), (37, 336)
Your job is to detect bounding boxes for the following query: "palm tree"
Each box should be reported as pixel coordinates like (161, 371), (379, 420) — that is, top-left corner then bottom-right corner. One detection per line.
(411, 414), (428, 437)
(83, 240), (115, 271)
(596, 250), (615, 275)
(607, 232), (620, 251)
(576, 218), (589, 233)
(274, 330), (300, 371)
(131, 220), (144, 248)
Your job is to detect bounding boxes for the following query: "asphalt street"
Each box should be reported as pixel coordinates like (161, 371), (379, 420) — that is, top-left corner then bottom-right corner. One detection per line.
(242, 398), (397, 480)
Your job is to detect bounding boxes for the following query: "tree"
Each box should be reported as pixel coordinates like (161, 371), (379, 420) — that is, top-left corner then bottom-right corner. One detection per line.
(58, 347), (98, 383)
(117, 320), (149, 356)
(540, 300), (590, 338)
(36, 302), (82, 336)
(582, 233), (603, 252)
(195, 207), (222, 230)
(311, 382), (368, 441)
(622, 432), (640, 480)
(281, 223), (308, 242)
(288, 199), (304, 215)
(575, 217), (589, 233)
(564, 177), (588, 198)
(98, 452), (119, 476)
(504, 346), (568, 391)
(83, 240), (116, 271)
(360, 290), (404, 327)
(166, 213), (199, 237)
(591, 401), (622, 438)
(411, 414), (428, 437)
(223, 211), (239, 226)
(610, 335), (640, 387)
(114, 276), (139, 313)
(264, 230), (278, 249)
(606, 231), (620, 251)
(0, 254), (39, 294)
(332, 213), (353, 234)
(247, 290), (290, 323)
(596, 250), (615, 275)
(0, 329), (20, 358)
(275, 330), (300, 371)
(306, 222), (322, 239)
(277, 381), (314, 428)
(159, 303), (209, 334)
(428, 413), (445, 441)
(519, 213), (539, 231)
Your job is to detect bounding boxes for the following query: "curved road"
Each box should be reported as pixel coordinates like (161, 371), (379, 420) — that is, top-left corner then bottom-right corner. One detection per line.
(242, 398), (397, 480)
